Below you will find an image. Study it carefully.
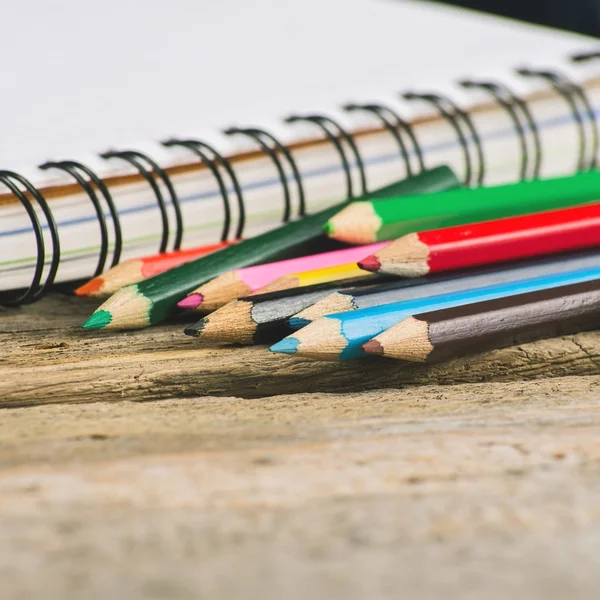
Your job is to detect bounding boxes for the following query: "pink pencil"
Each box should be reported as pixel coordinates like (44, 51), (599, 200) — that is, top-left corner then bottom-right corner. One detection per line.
(178, 243), (386, 311)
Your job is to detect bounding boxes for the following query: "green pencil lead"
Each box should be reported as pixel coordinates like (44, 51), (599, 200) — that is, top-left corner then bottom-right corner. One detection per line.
(270, 337), (300, 355)
(82, 309), (113, 329)
(322, 221), (334, 235)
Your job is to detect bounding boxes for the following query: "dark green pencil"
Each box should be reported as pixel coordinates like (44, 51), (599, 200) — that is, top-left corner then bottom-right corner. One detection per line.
(82, 166), (459, 329)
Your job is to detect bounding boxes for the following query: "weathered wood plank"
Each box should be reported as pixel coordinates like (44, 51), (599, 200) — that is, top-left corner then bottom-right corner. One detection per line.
(2, 378), (600, 599)
(2, 294), (600, 599)
(1, 294), (599, 407)
(1, 375), (599, 469)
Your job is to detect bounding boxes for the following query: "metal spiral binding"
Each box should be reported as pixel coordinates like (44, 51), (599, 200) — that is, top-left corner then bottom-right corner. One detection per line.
(224, 127), (307, 219)
(460, 80), (542, 180)
(285, 115), (352, 199)
(5, 52), (599, 306)
(403, 93), (474, 185)
(164, 138), (245, 240)
(163, 139), (232, 242)
(571, 51), (600, 63)
(564, 76), (598, 168)
(346, 103), (426, 174)
(569, 52), (600, 168)
(505, 85), (543, 179)
(0, 171), (60, 306)
(344, 103), (412, 176)
(57, 160), (123, 266)
(241, 128), (306, 217)
(101, 151), (170, 253)
(224, 128), (292, 223)
(39, 161), (110, 278)
(116, 150), (183, 248)
(303, 115), (367, 194)
(123, 150), (183, 247)
(517, 68), (593, 171)
(285, 114), (367, 196)
(459, 80), (531, 181)
(443, 94), (485, 185)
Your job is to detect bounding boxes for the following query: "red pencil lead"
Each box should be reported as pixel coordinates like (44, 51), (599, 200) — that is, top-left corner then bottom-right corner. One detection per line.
(358, 255), (381, 272)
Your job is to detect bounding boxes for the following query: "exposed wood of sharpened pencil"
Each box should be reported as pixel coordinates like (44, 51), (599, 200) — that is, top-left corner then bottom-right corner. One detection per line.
(183, 275), (387, 345)
(363, 279), (600, 362)
(359, 203), (600, 277)
(82, 166), (459, 330)
(290, 250), (600, 326)
(270, 254), (600, 361)
(324, 171), (600, 244)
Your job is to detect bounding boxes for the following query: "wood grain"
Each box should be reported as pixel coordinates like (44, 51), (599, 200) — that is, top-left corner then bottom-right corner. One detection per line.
(3, 294), (600, 599)
(1, 294), (599, 407)
(2, 377), (600, 599)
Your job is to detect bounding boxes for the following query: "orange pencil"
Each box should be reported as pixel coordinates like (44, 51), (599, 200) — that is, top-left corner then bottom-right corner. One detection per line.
(75, 241), (236, 298)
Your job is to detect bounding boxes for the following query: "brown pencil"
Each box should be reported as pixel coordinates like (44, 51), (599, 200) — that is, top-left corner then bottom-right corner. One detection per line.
(362, 279), (600, 363)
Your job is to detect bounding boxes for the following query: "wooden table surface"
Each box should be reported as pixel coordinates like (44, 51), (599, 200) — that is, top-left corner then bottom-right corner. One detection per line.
(1, 294), (600, 599)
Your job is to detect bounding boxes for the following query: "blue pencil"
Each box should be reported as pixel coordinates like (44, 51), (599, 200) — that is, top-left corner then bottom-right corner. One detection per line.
(270, 262), (600, 360)
(288, 250), (600, 328)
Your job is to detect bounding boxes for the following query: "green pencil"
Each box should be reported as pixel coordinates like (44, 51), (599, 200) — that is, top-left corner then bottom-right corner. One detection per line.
(82, 165), (459, 330)
(324, 171), (600, 244)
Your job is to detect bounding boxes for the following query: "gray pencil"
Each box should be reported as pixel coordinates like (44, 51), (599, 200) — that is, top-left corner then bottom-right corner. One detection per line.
(289, 249), (600, 327)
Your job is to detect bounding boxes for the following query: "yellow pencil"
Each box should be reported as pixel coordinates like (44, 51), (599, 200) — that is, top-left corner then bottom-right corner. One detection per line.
(252, 262), (374, 295)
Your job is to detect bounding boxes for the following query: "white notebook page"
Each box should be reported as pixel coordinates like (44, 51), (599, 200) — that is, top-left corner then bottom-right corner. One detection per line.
(0, 0), (597, 291)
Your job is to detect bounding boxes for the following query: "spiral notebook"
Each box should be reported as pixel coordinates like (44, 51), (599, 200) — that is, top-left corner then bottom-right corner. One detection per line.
(1, 0), (598, 303)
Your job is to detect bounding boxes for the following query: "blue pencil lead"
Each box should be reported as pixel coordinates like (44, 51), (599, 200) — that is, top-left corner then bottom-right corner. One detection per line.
(270, 337), (300, 355)
(288, 317), (310, 329)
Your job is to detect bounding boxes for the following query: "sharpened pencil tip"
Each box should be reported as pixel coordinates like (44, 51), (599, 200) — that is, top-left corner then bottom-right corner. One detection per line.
(269, 337), (300, 355)
(75, 277), (104, 296)
(357, 255), (381, 272)
(82, 309), (112, 329)
(183, 318), (206, 337)
(322, 221), (334, 235)
(362, 339), (384, 356)
(288, 317), (310, 329)
(177, 293), (204, 310)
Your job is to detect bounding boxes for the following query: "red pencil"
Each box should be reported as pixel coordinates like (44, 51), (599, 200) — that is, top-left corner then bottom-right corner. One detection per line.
(75, 241), (237, 298)
(358, 203), (600, 277)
